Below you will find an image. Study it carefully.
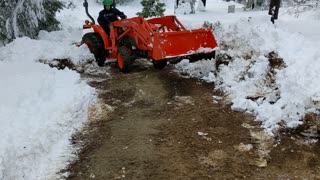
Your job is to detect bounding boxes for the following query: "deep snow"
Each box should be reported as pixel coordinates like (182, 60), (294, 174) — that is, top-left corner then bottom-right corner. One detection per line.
(0, 0), (320, 179)
(0, 4), (96, 179)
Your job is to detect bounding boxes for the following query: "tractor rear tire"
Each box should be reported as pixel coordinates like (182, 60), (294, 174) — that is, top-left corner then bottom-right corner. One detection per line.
(82, 33), (106, 67)
(153, 60), (167, 70)
(117, 46), (132, 73)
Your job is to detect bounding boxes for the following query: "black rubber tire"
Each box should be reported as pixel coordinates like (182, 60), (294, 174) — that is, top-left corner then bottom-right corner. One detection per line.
(82, 33), (106, 67)
(117, 46), (132, 73)
(153, 60), (167, 70)
(117, 35), (137, 49)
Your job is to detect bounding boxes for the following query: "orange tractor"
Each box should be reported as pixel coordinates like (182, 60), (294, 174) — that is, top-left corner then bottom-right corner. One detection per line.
(79, 0), (218, 72)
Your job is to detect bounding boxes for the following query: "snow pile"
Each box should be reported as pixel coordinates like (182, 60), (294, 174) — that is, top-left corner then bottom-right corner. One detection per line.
(175, 10), (320, 134)
(0, 28), (95, 179)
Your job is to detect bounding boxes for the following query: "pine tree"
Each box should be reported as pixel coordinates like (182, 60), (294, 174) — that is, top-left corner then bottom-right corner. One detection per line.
(137, 0), (165, 18)
(0, 0), (63, 44)
(38, 0), (64, 33)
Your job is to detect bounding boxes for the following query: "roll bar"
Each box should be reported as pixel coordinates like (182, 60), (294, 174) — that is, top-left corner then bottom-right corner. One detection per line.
(83, 0), (95, 24)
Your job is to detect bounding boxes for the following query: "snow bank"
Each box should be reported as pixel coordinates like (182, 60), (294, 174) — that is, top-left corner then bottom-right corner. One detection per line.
(0, 29), (95, 179)
(175, 6), (320, 134)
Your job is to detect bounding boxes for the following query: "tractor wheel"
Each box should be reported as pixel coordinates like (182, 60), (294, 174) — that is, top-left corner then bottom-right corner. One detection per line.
(82, 33), (106, 67)
(117, 46), (132, 73)
(153, 60), (167, 70)
(117, 35), (137, 49)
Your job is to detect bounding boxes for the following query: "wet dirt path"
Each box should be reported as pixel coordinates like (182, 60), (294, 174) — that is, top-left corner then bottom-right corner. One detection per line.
(67, 63), (320, 180)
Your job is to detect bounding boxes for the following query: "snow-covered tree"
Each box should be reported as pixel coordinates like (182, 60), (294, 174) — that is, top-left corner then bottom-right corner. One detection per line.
(0, 0), (63, 44)
(137, 0), (166, 18)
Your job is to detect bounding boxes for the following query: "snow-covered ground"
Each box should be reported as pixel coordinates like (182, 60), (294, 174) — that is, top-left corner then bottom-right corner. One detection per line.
(0, 0), (320, 179)
(0, 1), (96, 179)
(174, 0), (320, 134)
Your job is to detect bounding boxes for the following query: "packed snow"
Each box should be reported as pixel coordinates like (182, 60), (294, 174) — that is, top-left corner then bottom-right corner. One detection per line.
(0, 0), (320, 179)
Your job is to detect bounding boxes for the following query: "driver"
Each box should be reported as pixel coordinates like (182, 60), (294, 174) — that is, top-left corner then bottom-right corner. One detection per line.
(98, 0), (127, 36)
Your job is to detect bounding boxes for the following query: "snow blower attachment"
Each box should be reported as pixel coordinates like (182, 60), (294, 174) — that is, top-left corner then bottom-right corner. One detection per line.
(79, 2), (217, 72)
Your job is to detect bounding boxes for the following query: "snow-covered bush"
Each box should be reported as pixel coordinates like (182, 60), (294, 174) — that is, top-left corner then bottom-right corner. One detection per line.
(197, 0), (206, 12)
(175, 0), (197, 14)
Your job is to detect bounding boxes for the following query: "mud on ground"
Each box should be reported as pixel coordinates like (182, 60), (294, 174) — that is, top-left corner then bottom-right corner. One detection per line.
(65, 62), (320, 180)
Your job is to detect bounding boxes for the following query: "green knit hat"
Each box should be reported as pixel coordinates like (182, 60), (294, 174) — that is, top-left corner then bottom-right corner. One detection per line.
(103, 0), (112, 6)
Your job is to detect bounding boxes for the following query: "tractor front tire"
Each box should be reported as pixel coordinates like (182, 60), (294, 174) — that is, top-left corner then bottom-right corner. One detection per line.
(117, 46), (132, 73)
(153, 60), (167, 70)
(82, 33), (106, 67)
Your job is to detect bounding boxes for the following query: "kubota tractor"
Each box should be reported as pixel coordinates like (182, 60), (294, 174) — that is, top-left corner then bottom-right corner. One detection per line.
(79, 0), (218, 73)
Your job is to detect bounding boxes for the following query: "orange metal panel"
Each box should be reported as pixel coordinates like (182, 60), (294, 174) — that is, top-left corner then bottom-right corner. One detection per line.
(152, 29), (218, 60)
(112, 17), (154, 51)
(147, 16), (187, 31)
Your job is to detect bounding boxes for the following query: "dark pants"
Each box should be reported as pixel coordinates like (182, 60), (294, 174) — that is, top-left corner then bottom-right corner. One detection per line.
(202, 0), (206, 6)
(269, 0), (280, 20)
(99, 21), (110, 36)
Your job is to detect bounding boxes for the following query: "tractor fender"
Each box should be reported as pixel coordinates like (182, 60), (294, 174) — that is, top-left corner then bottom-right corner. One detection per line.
(88, 24), (110, 50)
